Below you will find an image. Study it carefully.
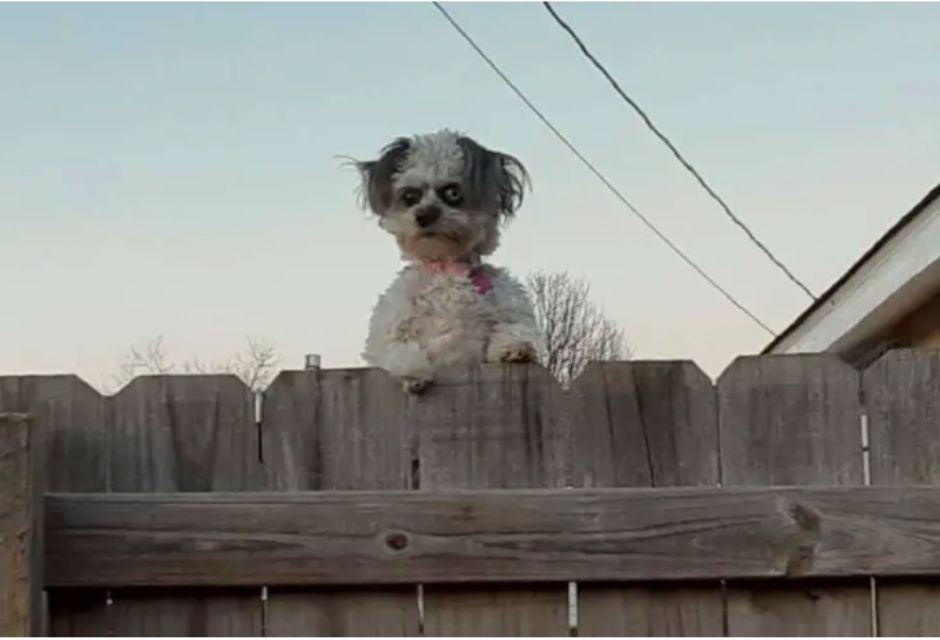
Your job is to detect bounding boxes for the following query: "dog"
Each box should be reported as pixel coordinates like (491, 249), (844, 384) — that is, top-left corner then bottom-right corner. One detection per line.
(355, 130), (544, 392)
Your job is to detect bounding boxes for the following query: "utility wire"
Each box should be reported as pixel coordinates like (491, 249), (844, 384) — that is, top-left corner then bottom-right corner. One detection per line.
(543, 1), (817, 302)
(432, 1), (777, 336)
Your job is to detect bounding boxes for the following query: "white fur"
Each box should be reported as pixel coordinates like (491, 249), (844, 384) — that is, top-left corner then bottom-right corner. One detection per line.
(363, 263), (544, 386)
(393, 131), (464, 189)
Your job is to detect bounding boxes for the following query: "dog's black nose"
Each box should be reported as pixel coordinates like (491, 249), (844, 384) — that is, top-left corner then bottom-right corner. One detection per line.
(415, 206), (442, 228)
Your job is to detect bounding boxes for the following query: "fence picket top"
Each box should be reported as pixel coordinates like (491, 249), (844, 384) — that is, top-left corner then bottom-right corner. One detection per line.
(718, 353), (863, 486)
(415, 363), (568, 491)
(264, 366), (416, 492)
(864, 349), (940, 485)
(569, 360), (718, 489)
(0, 375), (109, 493)
(109, 375), (260, 492)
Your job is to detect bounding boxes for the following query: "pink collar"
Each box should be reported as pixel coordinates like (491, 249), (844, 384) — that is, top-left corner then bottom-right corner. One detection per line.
(424, 261), (493, 295)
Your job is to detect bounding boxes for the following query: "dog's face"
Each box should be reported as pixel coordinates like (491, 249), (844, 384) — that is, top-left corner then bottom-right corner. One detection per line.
(356, 130), (528, 262)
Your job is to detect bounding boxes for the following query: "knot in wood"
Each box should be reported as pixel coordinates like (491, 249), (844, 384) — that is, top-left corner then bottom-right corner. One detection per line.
(384, 531), (410, 552)
(788, 501), (821, 532)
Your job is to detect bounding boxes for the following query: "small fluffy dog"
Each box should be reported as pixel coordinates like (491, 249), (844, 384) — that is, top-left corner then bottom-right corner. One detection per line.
(355, 130), (544, 392)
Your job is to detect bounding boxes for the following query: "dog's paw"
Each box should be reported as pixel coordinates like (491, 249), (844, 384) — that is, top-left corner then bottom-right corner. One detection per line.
(499, 343), (538, 364)
(402, 377), (433, 395)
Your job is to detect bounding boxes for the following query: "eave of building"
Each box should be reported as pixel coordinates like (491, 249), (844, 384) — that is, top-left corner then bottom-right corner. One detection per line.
(764, 181), (940, 357)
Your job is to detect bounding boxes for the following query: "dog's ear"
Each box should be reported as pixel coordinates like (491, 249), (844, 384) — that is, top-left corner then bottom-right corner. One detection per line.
(494, 150), (528, 218)
(355, 138), (411, 215)
(457, 136), (530, 219)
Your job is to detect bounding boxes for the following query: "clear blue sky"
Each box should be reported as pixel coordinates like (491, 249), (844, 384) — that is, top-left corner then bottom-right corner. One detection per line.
(3, 2), (939, 389)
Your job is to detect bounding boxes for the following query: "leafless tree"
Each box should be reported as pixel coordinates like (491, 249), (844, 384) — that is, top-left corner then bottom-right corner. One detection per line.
(109, 336), (280, 392)
(525, 270), (631, 385)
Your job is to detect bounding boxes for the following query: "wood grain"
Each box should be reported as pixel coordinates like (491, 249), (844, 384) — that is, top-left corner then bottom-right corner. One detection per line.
(108, 589), (262, 637)
(266, 587), (419, 637)
(418, 364), (570, 637)
(1, 377), (105, 635)
(725, 582), (873, 636)
(261, 369), (420, 636)
(423, 585), (568, 636)
(109, 375), (260, 492)
(0, 414), (44, 637)
(719, 354), (870, 636)
(571, 361), (723, 636)
(865, 350), (940, 635)
(0, 376), (108, 492)
(107, 375), (264, 636)
(577, 586), (724, 636)
(46, 485), (940, 587)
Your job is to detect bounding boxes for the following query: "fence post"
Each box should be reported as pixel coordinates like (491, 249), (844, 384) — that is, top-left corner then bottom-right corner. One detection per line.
(0, 413), (45, 637)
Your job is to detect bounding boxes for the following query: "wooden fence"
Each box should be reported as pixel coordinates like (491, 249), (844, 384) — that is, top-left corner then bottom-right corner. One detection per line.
(4, 351), (940, 636)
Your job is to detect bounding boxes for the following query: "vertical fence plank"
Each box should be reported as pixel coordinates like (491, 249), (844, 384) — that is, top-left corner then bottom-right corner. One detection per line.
(0, 414), (44, 637)
(571, 361), (724, 636)
(262, 369), (420, 636)
(719, 354), (870, 636)
(864, 349), (940, 636)
(0, 376), (110, 636)
(0, 376), (109, 492)
(107, 376), (263, 637)
(419, 365), (570, 637)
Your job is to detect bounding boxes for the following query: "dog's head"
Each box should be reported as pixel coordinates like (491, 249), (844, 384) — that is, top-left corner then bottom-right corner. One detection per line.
(354, 130), (528, 261)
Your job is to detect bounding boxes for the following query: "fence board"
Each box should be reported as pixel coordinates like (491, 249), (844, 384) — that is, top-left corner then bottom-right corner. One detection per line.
(419, 365), (570, 637)
(719, 354), (870, 636)
(0, 376), (110, 635)
(107, 376), (263, 637)
(0, 414), (44, 636)
(0, 376), (108, 492)
(865, 349), (940, 635)
(578, 586), (723, 637)
(570, 361), (723, 636)
(262, 369), (420, 636)
(52, 485), (940, 586)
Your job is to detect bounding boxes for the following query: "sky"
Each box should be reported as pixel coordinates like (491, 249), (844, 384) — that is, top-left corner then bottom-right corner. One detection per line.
(2, 1), (939, 391)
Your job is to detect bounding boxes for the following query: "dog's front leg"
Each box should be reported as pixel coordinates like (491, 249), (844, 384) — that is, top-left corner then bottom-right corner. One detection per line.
(383, 340), (434, 393)
(484, 270), (544, 364)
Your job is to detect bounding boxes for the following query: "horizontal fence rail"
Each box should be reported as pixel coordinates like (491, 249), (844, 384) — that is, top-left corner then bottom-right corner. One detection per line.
(46, 486), (940, 587)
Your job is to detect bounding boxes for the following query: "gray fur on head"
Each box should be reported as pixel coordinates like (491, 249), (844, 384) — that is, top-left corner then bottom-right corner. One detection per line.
(354, 131), (528, 220)
(353, 130), (530, 261)
(454, 136), (528, 219)
(355, 137), (412, 215)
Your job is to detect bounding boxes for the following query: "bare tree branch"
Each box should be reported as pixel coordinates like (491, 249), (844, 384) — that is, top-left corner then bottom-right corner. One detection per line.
(109, 336), (281, 392)
(525, 270), (632, 385)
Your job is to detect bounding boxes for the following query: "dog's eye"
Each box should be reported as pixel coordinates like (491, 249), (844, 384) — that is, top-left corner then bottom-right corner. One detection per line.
(401, 188), (422, 207)
(439, 184), (463, 206)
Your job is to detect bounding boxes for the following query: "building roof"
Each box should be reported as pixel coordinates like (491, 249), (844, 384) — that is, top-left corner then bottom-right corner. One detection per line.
(764, 180), (940, 356)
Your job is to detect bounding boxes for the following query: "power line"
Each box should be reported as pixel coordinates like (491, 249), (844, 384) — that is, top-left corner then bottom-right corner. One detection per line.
(431, 2), (777, 337)
(542, 1), (817, 302)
